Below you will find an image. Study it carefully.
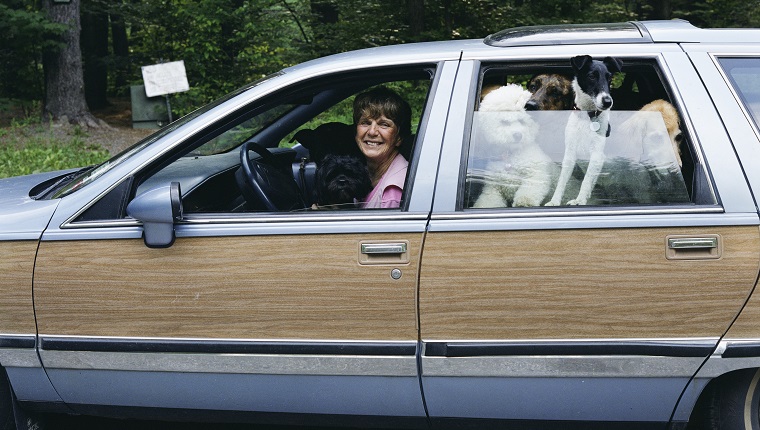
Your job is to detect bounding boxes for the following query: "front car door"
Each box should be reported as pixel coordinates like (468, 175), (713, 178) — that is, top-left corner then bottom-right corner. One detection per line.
(419, 42), (760, 428)
(31, 55), (460, 425)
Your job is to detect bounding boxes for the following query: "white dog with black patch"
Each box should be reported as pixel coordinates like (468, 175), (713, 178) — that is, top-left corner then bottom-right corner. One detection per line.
(472, 84), (554, 208)
(546, 55), (623, 206)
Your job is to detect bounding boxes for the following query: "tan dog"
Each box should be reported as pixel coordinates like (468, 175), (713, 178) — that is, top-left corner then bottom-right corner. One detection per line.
(639, 99), (682, 167)
(620, 99), (683, 168)
(525, 74), (574, 111)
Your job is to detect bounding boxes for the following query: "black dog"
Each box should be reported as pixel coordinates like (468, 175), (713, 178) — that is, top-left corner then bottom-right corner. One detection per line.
(314, 153), (372, 209)
(293, 122), (362, 162)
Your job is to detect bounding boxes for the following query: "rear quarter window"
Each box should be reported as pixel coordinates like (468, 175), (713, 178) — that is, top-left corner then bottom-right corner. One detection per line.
(718, 57), (760, 129)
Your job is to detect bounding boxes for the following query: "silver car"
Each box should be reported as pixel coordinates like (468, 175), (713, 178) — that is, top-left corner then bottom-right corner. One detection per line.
(3, 19), (760, 430)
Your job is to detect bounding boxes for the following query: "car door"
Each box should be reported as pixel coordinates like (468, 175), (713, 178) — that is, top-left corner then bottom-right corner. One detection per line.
(31, 61), (458, 424)
(419, 47), (760, 427)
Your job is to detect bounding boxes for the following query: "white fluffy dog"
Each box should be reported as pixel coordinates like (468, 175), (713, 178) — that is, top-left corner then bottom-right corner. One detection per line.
(471, 84), (554, 208)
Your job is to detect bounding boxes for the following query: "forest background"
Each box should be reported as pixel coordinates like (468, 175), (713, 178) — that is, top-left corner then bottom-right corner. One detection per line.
(0, 0), (758, 177)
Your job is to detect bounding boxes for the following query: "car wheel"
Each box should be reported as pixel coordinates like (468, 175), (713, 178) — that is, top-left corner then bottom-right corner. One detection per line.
(696, 369), (760, 430)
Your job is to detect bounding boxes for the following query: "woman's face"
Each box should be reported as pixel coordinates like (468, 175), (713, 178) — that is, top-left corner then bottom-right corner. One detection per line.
(355, 114), (401, 165)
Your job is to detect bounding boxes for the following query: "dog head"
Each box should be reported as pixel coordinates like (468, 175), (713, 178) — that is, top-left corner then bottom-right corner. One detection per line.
(525, 74), (574, 111)
(570, 55), (623, 111)
(477, 84), (539, 156)
(314, 154), (372, 209)
(292, 122), (360, 164)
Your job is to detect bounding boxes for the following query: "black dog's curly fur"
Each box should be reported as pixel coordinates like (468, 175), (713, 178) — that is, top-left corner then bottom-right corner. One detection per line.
(315, 154), (372, 209)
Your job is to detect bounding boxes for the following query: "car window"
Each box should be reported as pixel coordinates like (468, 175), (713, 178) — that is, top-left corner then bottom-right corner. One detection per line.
(464, 59), (717, 209)
(115, 68), (434, 218)
(718, 57), (760, 130)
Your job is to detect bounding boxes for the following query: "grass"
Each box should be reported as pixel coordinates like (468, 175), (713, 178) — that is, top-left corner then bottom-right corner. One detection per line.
(0, 117), (111, 179)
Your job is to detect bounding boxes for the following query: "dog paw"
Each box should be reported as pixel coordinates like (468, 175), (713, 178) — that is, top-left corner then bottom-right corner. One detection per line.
(513, 196), (539, 207)
(544, 200), (560, 206)
(566, 198), (587, 205)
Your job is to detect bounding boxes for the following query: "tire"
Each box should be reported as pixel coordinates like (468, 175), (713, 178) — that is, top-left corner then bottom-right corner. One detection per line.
(694, 368), (760, 430)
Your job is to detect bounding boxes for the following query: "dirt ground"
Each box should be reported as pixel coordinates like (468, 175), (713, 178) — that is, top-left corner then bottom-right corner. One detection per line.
(1, 98), (156, 156)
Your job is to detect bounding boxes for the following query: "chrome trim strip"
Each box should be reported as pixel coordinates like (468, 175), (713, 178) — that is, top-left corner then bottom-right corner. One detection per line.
(421, 355), (704, 378)
(0, 349), (41, 368)
(421, 338), (718, 378)
(180, 213), (429, 224)
(429, 212), (758, 232)
(696, 340), (760, 378)
(62, 219), (142, 229)
(40, 350), (417, 376)
(40, 334), (417, 344)
(62, 213), (429, 230)
(435, 206), (723, 220)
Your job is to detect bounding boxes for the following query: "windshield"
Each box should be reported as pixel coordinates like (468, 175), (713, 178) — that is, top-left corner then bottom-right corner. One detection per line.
(49, 72), (283, 199)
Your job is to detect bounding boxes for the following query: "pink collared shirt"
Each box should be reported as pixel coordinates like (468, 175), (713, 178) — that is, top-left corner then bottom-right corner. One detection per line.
(362, 153), (408, 209)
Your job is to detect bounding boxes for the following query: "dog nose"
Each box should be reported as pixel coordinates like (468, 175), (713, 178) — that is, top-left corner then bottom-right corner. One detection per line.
(512, 131), (523, 142)
(525, 100), (538, 111)
(601, 95), (613, 109)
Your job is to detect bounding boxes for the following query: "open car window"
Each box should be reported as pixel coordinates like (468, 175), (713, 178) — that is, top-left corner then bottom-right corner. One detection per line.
(74, 67), (435, 222)
(463, 59), (717, 209)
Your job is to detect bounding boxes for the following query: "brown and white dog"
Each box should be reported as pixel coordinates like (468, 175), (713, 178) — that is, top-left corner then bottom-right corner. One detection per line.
(525, 74), (575, 111)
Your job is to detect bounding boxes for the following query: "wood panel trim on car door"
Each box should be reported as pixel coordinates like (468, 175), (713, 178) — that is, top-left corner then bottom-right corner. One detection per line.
(34, 233), (422, 341)
(0, 241), (38, 335)
(419, 225), (760, 341)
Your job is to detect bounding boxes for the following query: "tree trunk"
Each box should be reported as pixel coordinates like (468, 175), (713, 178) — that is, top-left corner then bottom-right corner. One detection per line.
(111, 9), (130, 97)
(81, 2), (109, 110)
(647, 0), (672, 20)
(42, 0), (104, 127)
(408, 0), (424, 38)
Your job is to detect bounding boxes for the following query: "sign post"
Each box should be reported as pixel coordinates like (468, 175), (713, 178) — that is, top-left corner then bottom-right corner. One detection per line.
(140, 60), (190, 123)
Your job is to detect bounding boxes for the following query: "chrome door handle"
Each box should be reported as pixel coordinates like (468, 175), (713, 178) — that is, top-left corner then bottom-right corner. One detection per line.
(361, 243), (408, 254)
(667, 237), (718, 249)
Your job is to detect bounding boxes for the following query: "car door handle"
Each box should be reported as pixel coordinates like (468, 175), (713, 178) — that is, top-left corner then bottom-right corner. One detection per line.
(361, 243), (407, 254)
(667, 237), (718, 249)
(358, 241), (410, 265)
(666, 235), (721, 260)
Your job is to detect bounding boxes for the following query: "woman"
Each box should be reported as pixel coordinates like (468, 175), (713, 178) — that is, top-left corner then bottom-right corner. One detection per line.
(353, 87), (412, 209)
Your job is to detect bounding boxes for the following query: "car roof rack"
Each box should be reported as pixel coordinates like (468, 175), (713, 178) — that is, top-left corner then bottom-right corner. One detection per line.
(484, 21), (664, 47)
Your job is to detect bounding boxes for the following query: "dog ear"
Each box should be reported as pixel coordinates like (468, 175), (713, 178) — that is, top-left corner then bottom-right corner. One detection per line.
(603, 57), (623, 73)
(570, 55), (592, 72)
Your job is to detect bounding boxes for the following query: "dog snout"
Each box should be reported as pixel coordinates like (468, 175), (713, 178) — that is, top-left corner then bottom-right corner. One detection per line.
(512, 131), (523, 142)
(601, 95), (613, 109)
(525, 100), (539, 111)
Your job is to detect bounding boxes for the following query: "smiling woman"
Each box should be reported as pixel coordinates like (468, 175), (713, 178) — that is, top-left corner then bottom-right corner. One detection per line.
(352, 86), (412, 208)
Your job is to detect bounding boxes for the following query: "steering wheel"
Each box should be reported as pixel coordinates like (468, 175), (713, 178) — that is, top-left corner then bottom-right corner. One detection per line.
(236, 141), (306, 211)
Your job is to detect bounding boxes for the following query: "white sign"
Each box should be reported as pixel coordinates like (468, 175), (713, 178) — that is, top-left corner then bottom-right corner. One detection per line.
(141, 61), (190, 97)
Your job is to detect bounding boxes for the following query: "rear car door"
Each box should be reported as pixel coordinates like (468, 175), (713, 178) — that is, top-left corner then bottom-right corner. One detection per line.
(31, 60), (457, 425)
(419, 44), (760, 428)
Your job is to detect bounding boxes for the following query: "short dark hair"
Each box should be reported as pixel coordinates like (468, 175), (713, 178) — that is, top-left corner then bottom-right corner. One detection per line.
(352, 86), (412, 138)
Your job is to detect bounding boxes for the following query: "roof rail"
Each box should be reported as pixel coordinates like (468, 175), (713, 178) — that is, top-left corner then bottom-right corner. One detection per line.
(484, 22), (652, 47)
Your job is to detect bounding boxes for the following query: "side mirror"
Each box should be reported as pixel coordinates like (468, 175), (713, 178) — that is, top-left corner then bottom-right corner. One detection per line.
(126, 182), (183, 248)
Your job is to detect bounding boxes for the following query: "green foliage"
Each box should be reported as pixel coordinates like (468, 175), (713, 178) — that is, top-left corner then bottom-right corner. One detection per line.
(0, 120), (109, 178)
(0, 1), (66, 100)
(127, 0), (311, 116)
